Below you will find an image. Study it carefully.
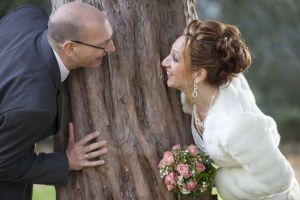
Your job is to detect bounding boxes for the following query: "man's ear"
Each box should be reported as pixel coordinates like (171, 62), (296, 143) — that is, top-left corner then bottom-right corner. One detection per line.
(192, 68), (207, 84)
(62, 41), (75, 56)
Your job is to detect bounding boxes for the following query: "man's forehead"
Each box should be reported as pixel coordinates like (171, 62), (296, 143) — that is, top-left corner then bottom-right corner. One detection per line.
(103, 19), (113, 35)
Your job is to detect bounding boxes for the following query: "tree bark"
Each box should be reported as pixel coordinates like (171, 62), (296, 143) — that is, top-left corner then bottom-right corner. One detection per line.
(53, 0), (210, 199)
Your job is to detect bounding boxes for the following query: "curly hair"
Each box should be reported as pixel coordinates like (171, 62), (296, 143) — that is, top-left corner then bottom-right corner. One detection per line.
(183, 20), (252, 89)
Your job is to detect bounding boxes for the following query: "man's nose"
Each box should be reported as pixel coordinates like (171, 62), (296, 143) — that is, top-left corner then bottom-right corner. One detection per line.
(105, 40), (115, 53)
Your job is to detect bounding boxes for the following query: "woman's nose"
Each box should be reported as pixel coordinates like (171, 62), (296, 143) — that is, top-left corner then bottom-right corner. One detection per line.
(162, 55), (170, 68)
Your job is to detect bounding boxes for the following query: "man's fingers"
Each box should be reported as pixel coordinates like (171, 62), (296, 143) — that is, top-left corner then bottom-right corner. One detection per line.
(86, 148), (108, 159)
(83, 160), (106, 167)
(84, 140), (107, 153)
(77, 131), (100, 146)
(68, 122), (75, 143)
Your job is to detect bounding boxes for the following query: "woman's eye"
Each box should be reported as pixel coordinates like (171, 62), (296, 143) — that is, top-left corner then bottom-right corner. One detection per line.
(172, 55), (179, 62)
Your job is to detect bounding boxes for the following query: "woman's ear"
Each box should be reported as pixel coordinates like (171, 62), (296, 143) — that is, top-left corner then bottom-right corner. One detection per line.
(192, 68), (207, 83)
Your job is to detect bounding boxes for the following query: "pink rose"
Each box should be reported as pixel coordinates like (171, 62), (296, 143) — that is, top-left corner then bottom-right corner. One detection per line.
(164, 172), (177, 191)
(172, 144), (181, 150)
(158, 151), (175, 168)
(163, 151), (175, 165)
(196, 162), (206, 173)
(185, 180), (197, 191)
(158, 159), (166, 168)
(176, 164), (191, 178)
(187, 145), (198, 155)
(164, 172), (177, 185)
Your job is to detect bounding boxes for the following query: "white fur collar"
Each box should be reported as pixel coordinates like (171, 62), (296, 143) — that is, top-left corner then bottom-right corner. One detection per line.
(180, 74), (280, 147)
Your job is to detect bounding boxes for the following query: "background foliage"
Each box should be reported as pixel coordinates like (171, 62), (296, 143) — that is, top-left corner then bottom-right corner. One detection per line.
(0, 0), (50, 18)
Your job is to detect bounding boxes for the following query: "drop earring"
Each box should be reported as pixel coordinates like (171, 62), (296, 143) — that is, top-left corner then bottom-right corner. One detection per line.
(192, 81), (198, 98)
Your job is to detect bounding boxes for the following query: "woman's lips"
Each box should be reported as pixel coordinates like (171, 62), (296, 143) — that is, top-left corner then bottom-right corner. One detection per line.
(167, 71), (173, 79)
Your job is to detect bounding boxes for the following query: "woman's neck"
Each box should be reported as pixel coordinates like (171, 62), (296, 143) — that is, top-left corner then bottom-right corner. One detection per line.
(194, 84), (219, 119)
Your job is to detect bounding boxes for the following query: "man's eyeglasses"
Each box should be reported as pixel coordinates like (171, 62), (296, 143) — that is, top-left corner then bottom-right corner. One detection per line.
(71, 39), (111, 50)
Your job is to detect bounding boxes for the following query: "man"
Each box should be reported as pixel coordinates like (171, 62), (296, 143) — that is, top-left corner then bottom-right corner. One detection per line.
(0, 2), (115, 199)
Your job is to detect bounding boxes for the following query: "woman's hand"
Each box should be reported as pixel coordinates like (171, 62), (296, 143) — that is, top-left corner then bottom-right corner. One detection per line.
(66, 122), (108, 170)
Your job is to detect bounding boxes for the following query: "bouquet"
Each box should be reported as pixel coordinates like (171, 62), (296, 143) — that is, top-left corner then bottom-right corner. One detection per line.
(158, 144), (216, 199)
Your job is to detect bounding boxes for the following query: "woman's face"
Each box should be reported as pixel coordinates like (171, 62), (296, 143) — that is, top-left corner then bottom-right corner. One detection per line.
(161, 36), (186, 91)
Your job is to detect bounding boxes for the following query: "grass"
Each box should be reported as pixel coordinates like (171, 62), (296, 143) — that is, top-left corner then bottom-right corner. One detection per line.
(32, 185), (222, 200)
(212, 187), (223, 200)
(32, 185), (55, 200)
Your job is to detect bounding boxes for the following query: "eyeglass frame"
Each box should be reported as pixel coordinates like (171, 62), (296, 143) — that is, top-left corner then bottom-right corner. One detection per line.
(71, 38), (112, 50)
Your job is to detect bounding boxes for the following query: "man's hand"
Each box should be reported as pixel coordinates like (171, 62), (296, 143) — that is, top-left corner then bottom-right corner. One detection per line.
(66, 122), (108, 170)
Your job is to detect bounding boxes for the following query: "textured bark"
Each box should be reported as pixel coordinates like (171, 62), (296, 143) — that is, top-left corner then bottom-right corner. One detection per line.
(52, 0), (210, 199)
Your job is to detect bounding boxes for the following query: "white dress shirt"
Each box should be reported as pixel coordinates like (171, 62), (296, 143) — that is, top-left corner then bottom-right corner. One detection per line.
(53, 49), (70, 82)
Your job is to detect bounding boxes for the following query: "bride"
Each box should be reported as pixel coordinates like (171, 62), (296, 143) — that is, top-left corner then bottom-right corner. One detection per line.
(161, 19), (300, 200)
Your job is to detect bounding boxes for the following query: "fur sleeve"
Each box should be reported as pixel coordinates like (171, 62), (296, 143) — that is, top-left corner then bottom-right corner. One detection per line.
(216, 113), (295, 200)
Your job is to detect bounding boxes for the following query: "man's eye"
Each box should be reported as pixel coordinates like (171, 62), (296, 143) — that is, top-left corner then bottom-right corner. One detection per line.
(172, 55), (179, 62)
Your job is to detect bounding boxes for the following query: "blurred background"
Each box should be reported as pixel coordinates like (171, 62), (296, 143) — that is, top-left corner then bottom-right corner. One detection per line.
(196, 0), (300, 183)
(197, 0), (300, 143)
(0, 0), (51, 17)
(1, 0), (299, 199)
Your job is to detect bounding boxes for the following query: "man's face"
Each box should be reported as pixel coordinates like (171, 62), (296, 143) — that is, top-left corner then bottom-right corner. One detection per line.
(71, 19), (115, 68)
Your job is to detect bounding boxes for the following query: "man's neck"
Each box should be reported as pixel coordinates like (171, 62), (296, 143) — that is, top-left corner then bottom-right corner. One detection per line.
(52, 48), (71, 82)
(54, 48), (76, 70)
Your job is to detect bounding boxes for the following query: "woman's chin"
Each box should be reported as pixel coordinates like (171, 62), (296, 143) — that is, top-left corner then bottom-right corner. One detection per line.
(167, 81), (180, 90)
(167, 80), (173, 87)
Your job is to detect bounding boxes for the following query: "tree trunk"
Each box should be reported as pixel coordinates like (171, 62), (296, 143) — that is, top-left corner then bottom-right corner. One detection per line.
(52, 0), (210, 199)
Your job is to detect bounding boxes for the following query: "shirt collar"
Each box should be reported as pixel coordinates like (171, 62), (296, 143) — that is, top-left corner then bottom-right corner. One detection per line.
(52, 49), (70, 82)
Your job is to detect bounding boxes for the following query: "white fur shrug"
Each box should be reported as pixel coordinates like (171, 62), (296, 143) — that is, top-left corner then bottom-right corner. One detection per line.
(181, 74), (300, 200)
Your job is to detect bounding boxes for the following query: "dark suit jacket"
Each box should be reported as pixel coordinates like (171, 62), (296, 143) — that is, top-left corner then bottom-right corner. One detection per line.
(0, 5), (69, 200)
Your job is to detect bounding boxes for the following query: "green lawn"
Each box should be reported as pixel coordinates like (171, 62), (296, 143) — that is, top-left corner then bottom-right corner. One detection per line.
(32, 185), (55, 200)
(32, 185), (222, 200)
(212, 187), (223, 200)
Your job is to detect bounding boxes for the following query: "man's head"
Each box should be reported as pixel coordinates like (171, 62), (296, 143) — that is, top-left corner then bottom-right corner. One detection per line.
(48, 2), (115, 69)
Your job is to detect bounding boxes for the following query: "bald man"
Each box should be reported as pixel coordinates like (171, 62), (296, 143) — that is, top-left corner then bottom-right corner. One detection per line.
(0, 2), (115, 200)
